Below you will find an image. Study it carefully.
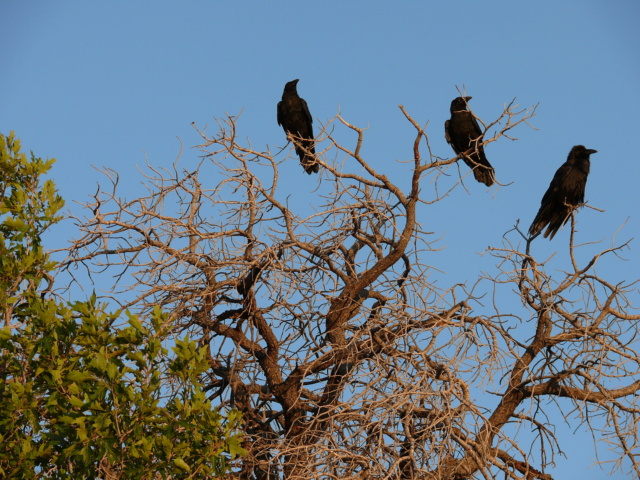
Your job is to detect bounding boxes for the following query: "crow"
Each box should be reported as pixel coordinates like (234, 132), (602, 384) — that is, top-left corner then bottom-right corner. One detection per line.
(528, 145), (597, 240)
(277, 79), (318, 174)
(445, 96), (495, 186)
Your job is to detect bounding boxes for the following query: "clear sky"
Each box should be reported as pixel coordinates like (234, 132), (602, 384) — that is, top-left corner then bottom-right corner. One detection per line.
(2, 2), (639, 478)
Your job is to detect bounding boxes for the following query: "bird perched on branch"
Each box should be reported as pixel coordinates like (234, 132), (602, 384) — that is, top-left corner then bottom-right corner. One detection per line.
(277, 79), (318, 174)
(445, 96), (495, 186)
(528, 145), (597, 240)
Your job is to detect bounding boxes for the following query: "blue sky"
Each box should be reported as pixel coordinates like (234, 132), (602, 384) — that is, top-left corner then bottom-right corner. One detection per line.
(2, 2), (639, 478)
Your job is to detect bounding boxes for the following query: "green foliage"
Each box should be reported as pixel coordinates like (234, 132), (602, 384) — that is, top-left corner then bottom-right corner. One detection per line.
(0, 133), (244, 478)
(0, 131), (64, 326)
(0, 299), (245, 478)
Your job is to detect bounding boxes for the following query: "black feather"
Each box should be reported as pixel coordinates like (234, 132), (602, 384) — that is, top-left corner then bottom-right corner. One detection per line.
(277, 79), (318, 174)
(529, 145), (597, 239)
(445, 96), (495, 186)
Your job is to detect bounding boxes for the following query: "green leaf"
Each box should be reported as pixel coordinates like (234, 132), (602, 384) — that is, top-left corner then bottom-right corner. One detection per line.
(67, 371), (94, 383)
(69, 396), (85, 408)
(173, 457), (191, 472)
(227, 436), (248, 458)
(0, 327), (11, 341)
(127, 313), (144, 333)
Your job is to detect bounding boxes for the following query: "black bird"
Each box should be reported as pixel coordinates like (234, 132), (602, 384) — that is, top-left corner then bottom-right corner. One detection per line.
(277, 79), (318, 174)
(445, 96), (495, 186)
(528, 145), (597, 240)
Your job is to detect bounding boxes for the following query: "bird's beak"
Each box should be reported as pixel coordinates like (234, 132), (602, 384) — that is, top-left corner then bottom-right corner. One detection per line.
(293, 79), (300, 84)
(587, 149), (598, 154)
(464, 96), (472, 102)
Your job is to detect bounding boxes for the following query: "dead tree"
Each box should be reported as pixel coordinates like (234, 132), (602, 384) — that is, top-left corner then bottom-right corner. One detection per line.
(64, 101), (640, 479)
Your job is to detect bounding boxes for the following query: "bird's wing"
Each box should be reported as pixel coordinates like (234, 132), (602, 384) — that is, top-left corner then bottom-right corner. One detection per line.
(300, 98), (313, 126)
(470, 114), (484, 139)
(277, 101), (284, 127)
(444, 120), (451, 145)
(539, 179), (557, 208)
(540, 164), (569, 206)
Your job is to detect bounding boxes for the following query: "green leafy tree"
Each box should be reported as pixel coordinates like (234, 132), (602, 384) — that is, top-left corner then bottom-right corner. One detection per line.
(0, 132), (245, 479)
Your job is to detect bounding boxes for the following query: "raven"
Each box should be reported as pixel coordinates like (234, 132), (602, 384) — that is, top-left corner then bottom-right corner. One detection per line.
(445, 96), (495, 186)
(528, 145), (597, 240)
(277, 79), (318, 174)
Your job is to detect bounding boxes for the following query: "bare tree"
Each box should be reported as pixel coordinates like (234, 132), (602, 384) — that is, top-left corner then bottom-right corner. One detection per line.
(64, 101), (640, 480)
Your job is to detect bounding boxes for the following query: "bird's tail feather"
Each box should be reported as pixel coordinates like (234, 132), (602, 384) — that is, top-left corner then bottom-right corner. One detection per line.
(295, 142), (319, 174)
(529, 210), (566, 240)
(300, 153), (319, 174)
(472, 166), (495, 187)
